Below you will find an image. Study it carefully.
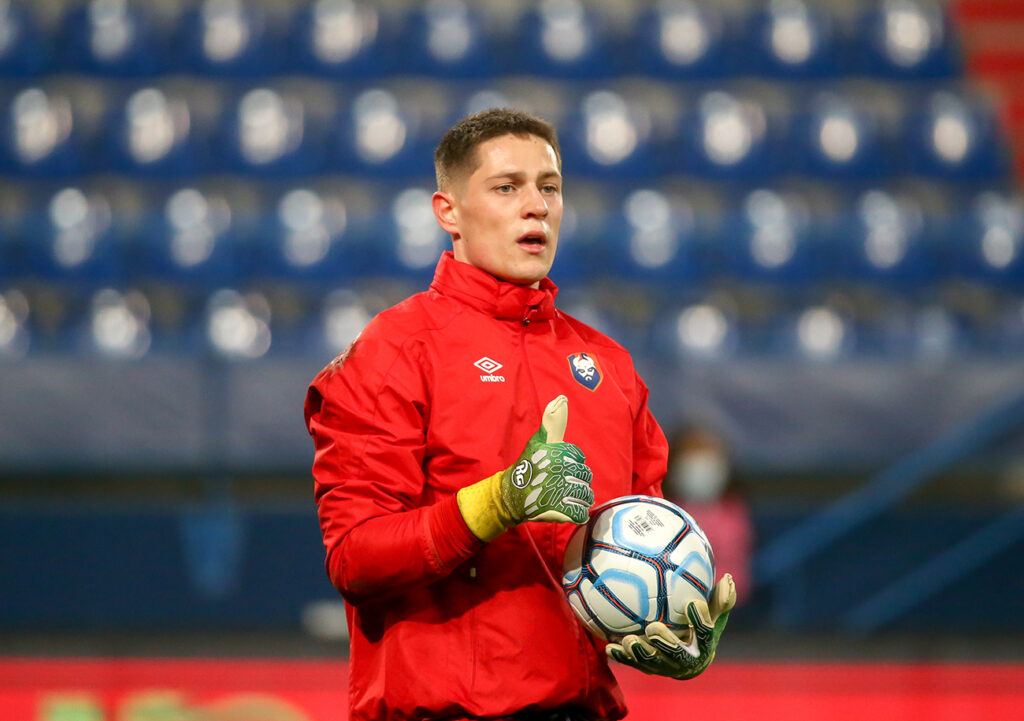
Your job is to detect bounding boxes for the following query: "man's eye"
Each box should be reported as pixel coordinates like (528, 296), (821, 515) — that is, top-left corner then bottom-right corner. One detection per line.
(542, 185), (560, 194)
(497, 184), (514, 193)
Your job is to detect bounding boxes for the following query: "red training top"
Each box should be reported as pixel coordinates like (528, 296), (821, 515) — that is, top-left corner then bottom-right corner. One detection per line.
(305, 252), (669, 721)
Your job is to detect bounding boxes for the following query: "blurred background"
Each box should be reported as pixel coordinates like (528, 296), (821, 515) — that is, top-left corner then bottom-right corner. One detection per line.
(0, 0), (1022, 718)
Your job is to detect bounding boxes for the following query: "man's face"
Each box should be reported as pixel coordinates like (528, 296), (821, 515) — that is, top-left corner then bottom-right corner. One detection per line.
(434, 133), (562, 287)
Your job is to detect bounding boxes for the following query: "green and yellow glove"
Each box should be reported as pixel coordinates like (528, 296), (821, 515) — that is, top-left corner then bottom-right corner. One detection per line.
(606, 573), (736, 680)
(457, 395), (594, 542)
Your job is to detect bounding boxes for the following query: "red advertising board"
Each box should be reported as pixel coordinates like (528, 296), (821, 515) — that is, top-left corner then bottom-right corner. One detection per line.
(1, 659), (1022, 721)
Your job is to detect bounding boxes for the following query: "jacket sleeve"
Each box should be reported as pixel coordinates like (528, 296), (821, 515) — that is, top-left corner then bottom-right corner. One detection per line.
(630, 370), (669, 498)
(304, 328), (484, 606)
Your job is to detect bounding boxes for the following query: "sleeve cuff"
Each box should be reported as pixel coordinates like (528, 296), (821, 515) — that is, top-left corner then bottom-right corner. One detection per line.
(424, 494), (486, 574)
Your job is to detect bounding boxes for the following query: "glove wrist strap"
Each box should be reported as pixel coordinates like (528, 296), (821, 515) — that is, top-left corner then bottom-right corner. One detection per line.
(457, 471), (515, 542)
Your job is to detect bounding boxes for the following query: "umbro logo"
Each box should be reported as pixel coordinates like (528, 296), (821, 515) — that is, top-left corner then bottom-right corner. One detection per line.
(474, 356), (506, 383)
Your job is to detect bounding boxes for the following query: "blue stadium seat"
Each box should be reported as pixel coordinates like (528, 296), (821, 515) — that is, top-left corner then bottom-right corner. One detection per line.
(396, 0), (496, 78)
(510, 0), (615, 78)
(334, 88), (437, 179)
(0, 1), (49, 76)
(71, 287), (154, 359)
(791, 91), (890, 179)
(0, 86), (90, 177)
(302, 287), (373, 358)
(771, 302), (857, 360)
(744, 0), (841, 78)
(102, 86), (208, 177)
(287, 0), (393, 78)
(202, 287), (273, 359)
(649, 298), (743, 362)
(253, 186), (376, 284)
(60, 0), (165, 76)
(833, 189), (938, 288)
(19, 186), (123, 287)
(217, 86), (327, 176)
(602, 188), (708, 284)
(135, 187), (241, 291)
(718, 188), (822, 285)
(374, 185), (448, 282)
(545, 186), (610, 288)
(560, 90), (657, 180)
(177, 0), (280, 77)
(857, 0), (958, 78)
(677, 90), (782, 180)
(631, 0), (733, 79)
(950, 191), (1024, 286)
(901, 89), (1008, 181)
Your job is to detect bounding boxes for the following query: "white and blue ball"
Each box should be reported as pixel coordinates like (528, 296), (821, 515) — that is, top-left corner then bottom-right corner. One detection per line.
(561, 495), (715, 641)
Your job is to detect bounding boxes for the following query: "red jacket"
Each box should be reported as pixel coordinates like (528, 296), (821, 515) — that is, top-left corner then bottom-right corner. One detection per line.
(305, 252), (669, 721)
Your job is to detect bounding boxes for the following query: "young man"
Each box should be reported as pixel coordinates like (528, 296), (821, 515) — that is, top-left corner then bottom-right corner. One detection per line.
(305, 109), (735, 721)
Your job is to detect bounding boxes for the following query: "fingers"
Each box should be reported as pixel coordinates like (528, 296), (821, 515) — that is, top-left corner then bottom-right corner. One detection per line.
(645, 622), (699, 661)
(542, 395), (568, 443)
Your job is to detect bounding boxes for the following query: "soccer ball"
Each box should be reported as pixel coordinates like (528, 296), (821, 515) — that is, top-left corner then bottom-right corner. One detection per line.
(561, 495), (715, 642)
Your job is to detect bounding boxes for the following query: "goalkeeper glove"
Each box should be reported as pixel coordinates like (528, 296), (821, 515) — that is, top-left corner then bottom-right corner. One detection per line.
(457, 395), (594, 542)
(606, 573), (736, 680)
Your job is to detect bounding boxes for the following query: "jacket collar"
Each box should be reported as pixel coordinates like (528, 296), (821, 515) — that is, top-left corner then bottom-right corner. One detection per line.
(429, 251), (558, 322)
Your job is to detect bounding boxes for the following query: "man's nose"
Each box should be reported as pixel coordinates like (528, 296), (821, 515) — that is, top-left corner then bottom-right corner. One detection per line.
(522, 186), (549, 218)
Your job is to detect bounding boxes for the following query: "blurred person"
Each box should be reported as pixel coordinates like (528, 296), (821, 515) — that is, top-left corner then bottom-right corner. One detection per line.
(664, 426), (753, 605)
(304, 109), (736, 721)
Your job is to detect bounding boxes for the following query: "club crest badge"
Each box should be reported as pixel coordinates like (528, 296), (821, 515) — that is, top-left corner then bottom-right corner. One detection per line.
(567, 352), (602, 391)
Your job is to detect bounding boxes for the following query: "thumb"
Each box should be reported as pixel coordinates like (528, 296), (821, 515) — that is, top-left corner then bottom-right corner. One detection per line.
(541, 395), (568, 443)
(709, 573), (737, 621)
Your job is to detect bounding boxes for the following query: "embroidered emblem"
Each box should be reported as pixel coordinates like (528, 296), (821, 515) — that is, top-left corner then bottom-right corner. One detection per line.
(567, 352), (602, 391)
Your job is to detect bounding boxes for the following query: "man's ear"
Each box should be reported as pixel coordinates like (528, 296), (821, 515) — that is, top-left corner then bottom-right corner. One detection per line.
(432, 190), (459, 237)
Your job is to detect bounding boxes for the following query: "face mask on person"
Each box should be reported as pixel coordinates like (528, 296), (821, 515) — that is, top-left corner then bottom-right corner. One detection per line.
(668, 451), (728, 503)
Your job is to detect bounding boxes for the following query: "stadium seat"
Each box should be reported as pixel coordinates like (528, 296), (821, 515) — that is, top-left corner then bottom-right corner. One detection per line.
(374, 185), (448, 282)
(510, 0), (615, 78)
(901, 89), (1008, 181)
(601, 187), (708, 284)
(791, 91), (890, 179)
(744, 0), (840, 78)
(559, 90), (657, 180)
(395, 0), (496, 79)
(102, 86), (208, 177)
(287, 0), (393, 78)
(253, 186), (376, 285)
(771, 302), (857, 360)
(857, 0), (958, 78)
(950, 191), (1024, 286)
(649, 298), (743, 362)
(59, 0), (166, 76)
(717, 188), (822, 285)
(677, 89), (782, 180)
(334, 87), (439, 179)
(135, 186), (242, 292)
(70, 287), (154, 358)
(833, 189), (938, 288)
(217, 86), (328, 176)
(0, 86), (91, 177)
(177, 0), (281, 77)
(19, 185), (123, 287)
(202, 287), (273, 359)
(0, 1), (49, 76)
(303, 287), (373, 358)
(631, 0), (733, 79)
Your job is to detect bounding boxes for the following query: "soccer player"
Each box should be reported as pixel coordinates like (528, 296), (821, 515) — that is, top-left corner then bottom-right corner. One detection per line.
(305, 108), (736, 721)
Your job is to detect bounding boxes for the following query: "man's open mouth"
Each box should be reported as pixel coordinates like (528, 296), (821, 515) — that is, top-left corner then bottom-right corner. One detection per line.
(517, 232), (547, 249)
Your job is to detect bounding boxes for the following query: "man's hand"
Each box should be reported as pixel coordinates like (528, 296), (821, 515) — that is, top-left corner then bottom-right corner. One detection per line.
(606, 573), (736, 680)
(457, 395), (594, 541)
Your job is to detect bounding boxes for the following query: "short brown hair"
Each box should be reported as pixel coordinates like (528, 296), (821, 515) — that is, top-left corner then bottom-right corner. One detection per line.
(434, 108), (561, 190)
